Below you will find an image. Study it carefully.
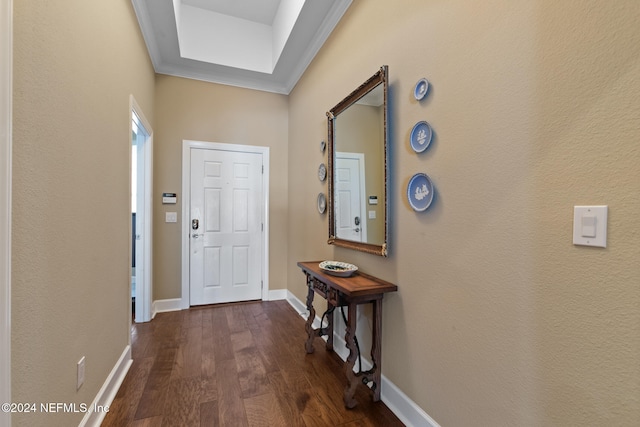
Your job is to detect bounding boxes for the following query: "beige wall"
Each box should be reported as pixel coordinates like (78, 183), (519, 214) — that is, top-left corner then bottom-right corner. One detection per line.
(12, 0), (155, 426)
(153, 75), (289, 300)
(289, 0), (640, 425)
(10, 0), (640, 426)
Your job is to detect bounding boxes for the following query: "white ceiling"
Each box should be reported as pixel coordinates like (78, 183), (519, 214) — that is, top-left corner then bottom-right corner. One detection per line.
(131, 0), (353, 94)
(182, 0), (280, 25)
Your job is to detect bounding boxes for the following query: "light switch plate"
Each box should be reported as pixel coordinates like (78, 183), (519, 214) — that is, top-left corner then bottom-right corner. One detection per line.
(573, 206), (607, 247)
(165, 212), (177, 223)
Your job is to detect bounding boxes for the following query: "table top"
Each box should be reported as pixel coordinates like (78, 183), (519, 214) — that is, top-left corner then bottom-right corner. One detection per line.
(298, 261), (398, 298)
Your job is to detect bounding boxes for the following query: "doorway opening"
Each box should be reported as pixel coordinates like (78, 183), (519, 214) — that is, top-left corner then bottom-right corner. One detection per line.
(181, 140), (270, 309)
(130, 96), (153, 323)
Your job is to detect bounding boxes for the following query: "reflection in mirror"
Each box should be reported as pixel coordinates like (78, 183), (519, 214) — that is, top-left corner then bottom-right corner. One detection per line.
(327, 66), (388, 256)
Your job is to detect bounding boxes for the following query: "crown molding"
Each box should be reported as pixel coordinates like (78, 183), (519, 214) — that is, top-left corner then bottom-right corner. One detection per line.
(131, 0), (352, 94)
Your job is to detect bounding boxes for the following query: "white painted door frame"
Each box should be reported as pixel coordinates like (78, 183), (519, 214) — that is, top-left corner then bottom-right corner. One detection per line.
(129, 95), (153, 323)
(0, 0), (11, 422)
(181, 140), (269, 308)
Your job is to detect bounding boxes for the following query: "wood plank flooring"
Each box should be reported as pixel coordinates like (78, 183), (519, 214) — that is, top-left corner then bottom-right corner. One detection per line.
(101, 300), (404, 426)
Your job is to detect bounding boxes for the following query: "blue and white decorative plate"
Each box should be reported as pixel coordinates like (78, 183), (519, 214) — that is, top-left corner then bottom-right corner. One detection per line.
(410, 121), (433, 153)
(414, 78), (429, 100)
(407, 173), (434, 212)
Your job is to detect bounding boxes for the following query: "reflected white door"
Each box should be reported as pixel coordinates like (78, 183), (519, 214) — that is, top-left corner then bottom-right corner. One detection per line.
(335, 153), (366, 241)
(189, 148), (263, 305)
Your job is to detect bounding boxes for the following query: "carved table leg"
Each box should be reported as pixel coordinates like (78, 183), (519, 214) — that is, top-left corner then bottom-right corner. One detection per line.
(326, 299), (334, 351)
(343, 302), (359, 408)
(304, 276), (316, 354)
(370, 299), (382, 401)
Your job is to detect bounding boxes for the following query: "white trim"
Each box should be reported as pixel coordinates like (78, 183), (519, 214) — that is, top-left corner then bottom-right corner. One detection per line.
(285, 291), (440, 427)
(0, 0), (12, 424)
(285, 290), (309, 318)
(267, 289), (287, 301)
(152, 298), (183, 318)
(381, 378), (441, 427)
(129, 95), (153, 323)
(181, 140), (270, 309)
(282, 0), (352, 94)
(78, 346), (132, 427)
(131, 0), (352, 95)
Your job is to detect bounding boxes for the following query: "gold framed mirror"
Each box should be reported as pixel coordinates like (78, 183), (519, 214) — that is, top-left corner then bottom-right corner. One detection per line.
(327, 65), (389, 256)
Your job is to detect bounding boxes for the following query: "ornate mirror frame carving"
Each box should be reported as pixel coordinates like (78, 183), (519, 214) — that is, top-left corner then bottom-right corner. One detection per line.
(327, 65), (389, 256)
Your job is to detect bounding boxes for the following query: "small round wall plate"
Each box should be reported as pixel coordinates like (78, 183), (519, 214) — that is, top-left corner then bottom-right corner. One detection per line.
(410, 121), (433, 153)
(407, 173), (434, 212)
(317, 193), (326, 214)
(320, 140), (326, 153)
(414, 78), (429, 100)
(318, 163), (327, 181)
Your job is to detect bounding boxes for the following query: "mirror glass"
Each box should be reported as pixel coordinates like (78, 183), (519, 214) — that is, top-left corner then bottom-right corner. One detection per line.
(327, 66), (388, 256)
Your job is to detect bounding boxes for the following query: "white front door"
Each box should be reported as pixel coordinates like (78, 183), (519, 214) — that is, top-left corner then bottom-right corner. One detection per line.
(335, 153), (366, 241)
(189, 147), (263, 305)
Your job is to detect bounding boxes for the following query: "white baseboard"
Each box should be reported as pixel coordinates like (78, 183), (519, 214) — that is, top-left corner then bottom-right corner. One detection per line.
(154, 291), (285, 317)
(267, 288), (287, 301)
(79, 345), (132, 427)
(285, 291), (440, 427)
(152, 298), (183, 318)
(381, 377), (441, 427)
(286, 290), (308, 316)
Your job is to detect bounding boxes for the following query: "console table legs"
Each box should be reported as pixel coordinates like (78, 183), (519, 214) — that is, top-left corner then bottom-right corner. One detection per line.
(304, 279), (316, 354)
(370, 299), (382, 402)
(343, 302), (359, 408)
(343, 299), (382, 407)
(300, 267), (391, 408)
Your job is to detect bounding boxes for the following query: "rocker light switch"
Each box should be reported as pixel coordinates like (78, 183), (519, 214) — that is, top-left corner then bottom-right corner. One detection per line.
(165, 212), (177, 223)
(573, 206), (607, 248)
(581, 215), (596, 237)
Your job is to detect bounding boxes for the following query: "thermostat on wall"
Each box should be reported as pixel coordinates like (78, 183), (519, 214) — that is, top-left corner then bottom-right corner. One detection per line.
(162, 193), (177, 204)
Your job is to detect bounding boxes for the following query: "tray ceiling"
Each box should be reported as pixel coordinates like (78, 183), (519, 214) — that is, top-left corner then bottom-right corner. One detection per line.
(131, 0), (352, 94)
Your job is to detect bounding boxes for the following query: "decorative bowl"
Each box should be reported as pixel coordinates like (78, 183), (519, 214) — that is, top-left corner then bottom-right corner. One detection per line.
(319, 261), (358, 277)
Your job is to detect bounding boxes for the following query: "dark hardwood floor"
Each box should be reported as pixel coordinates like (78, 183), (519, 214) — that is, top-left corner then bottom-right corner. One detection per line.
(101, 300), (404, 426)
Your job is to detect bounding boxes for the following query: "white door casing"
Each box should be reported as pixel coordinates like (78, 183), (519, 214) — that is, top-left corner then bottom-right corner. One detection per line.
(0, 0), (11, 420)
(189, 148), (262, 305)
(335, 152), (367, 242)
(130, 95), (153, 323)
(182, 141), (269, 308)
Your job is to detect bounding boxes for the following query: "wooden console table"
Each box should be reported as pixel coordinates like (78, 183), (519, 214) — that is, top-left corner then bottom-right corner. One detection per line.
(297, 261), (398, 408)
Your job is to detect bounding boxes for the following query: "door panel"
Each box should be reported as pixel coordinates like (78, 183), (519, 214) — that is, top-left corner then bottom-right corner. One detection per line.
(190, 148), (262, 305)
(335, 154), (366, 242)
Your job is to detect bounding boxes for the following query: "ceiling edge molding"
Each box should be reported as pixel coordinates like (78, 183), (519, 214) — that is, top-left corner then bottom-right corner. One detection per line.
(131, 0), (162, 71)
(155, 63), (290, 94)
(131, 0), (352, 95)
(282, 0), (352, 94)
